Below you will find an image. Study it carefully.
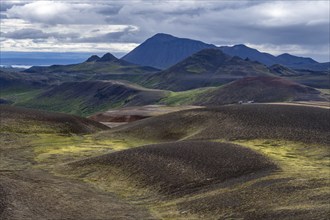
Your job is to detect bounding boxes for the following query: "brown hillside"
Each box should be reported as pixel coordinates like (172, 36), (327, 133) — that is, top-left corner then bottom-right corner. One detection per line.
(70, 141), (277, 196)
(0, 105), (108, 134)
(196, 76), (327, 105)
(102, 104), (330, 145)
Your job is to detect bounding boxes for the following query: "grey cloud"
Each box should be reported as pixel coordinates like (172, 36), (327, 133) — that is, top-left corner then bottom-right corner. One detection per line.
(96, 4), (123, 15)
(247, 24), (329, 46)
(1, 0), (329, 61)
(6, 1), (107, 25)
(165, 7), (205, 17)
(0, 12), (7, 19)
(0, 2), (18, 12)
(2, 28), (79, 40)
(2, 28), (49, 39)
(77, 26), (140, 43)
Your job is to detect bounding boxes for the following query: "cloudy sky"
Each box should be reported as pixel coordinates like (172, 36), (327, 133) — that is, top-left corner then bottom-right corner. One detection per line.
(1, 0), (329, 61)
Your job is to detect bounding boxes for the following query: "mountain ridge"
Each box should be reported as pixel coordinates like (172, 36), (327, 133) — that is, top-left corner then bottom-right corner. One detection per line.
(122, 33), (329, 71)
(25, 52), (159, 75)
(122, 33), (217, 69)
(144, 48), (274, 91)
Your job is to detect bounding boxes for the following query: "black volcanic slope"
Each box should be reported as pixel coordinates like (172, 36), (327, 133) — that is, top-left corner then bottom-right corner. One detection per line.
(70, 141), (277, 196)
(122, 33), (216, 69)
(105, 104), (330, 145)
(20, 80), (168, 116)
(144, 48), (274, 91)
(195, 76), (327, 105)
(0, 105), (108, 134)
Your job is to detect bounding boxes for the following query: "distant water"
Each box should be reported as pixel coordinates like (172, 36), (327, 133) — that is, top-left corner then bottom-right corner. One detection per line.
(0, 64), (33, 69)
(0, 51), (117, 67)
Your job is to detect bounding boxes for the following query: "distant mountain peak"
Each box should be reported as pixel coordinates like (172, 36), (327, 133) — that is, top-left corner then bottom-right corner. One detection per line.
(146, 33), (184, 43)
(97, 53), (118, 62)
(152, 33), (175, 39)
(219, 44), (325, 70)
(276, 53), (318, 65)
(278, 53), (291, 56)
(233, 44), (248, 48)
(85, 55), (100, 62)
(122, 33), (216, 69)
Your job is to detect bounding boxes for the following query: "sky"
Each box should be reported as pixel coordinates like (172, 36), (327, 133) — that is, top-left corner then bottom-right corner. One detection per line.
(0, 0), (329, 62)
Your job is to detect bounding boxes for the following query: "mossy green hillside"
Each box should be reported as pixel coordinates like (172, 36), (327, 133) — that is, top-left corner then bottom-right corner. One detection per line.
(159, 87), (216, 106)
(18, 80), (167, 117)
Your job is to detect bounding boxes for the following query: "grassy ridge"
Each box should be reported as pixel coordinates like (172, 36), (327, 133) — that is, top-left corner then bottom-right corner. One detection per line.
(176, 139), (330, 219)
(144, 49), (275, 91)
(18, 81), (168, 117)
(0, 105), (108, 134)
(159, 87), (216, 106)
(159, 77), (328, 106)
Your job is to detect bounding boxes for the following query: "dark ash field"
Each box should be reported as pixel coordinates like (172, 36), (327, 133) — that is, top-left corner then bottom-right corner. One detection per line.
(1, 102), (329, 219)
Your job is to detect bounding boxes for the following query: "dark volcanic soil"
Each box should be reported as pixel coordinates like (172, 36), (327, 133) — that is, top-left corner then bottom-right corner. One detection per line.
(71, 141), (278, 196)
(105, 104), (330, 145)
(0, 169), (155, 220)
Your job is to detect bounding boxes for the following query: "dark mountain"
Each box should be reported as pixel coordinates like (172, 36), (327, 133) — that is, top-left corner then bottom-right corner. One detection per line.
(85, 55), (100, 62)
(97, 53), (117, 62)
(276, 53), (317, 66)
(144, 48), (274, 91)
(121, 33), (327, 71)
(122, 33), (216, 69)
(26, 52), (159, 75)
(20, 80), (168, 116)
(286, 62), (330, 71)
(219, 44), (329, 71)
(220, 44), (276, 66)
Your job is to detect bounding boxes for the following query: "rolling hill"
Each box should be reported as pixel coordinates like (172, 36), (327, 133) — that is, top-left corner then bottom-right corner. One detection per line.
(67, 104), (330, 219)
(122, 33), (216, 69)
(268, 64), (300, 76)
(195, 76), (328, 105)
(0, 70), (47, 92)
(19, 80), (168, 116)
(103, 104), (330, 145)
(70, 141), (277, 196)
(0, 105), (108, 134)
(144, 49), (274, 91)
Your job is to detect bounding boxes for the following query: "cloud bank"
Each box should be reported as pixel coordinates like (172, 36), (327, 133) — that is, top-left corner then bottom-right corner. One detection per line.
(1, 0), (329, 61)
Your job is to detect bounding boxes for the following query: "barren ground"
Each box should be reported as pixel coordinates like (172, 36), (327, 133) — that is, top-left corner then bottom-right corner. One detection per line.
(1, 104), (329, 219)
